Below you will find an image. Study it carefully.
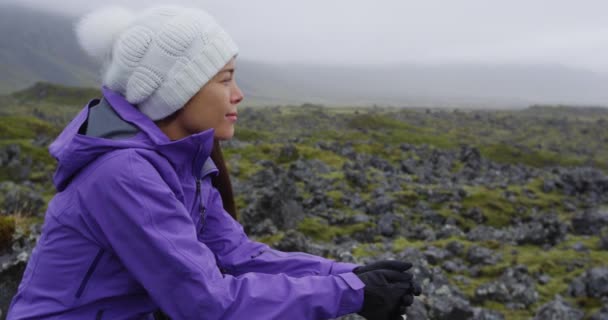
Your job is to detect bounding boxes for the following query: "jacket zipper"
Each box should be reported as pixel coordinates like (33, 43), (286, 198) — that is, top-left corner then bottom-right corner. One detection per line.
(196, 178), (207, 232)
(76, 248), (104, 298)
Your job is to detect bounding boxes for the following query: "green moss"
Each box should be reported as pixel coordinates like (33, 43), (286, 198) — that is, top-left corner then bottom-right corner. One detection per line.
(223, 143), (282, 179)
(451, 161), (465, 173)
(507, 179), (565, 212)
(461, 186), (518, 228)
(310, 129), (368, 143)
(348, 114), (411, 131)
(480, 144), (583, 168)
(574, 297), (603, 315)
(297, 217), (371, 242)
(557, 234), (598, 250)
(0, 116), (58, 140)
(297, 217), (333, 242)
(296, 145), (345, 168)
(228, 143), (281, 161)
(333, 221), (371, 240)
(233, 159), (263, 179)
(294, 181), (312, 200)
(326, 190), (345, 208)
(11, 82), (100, 106)
(453, 275), (493, 299)
(319, 171), (345, 181)
(13, 216), (43, 236)
(0, 216), (16, 252)
(394, 188), (419, 207)
(276, 145), (300, 164)
(472, 237), (608, 314)
(392, 237), (427, 252)
(0, 142), (50, 181)
(390, 131), (455, 149)
(346, 113), (457, 149)
(235, 195), (247, 212)
(414, 232), (608, 318)
(353, 142), (393, 160)
(436, 236), (476, 251)
(352, 244), (380, 258)
(480, 301), (533, 320)
(256, 232), (285, 246)
(459, 182), (564, 229)
(234, 128), (270, 142)
(0, 140), (53, 164)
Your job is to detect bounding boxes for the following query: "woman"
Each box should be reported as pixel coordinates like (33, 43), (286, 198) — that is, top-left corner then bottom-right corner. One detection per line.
(7, 5), (419, 320)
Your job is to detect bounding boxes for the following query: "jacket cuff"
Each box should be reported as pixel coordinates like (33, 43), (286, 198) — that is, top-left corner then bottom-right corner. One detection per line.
(336, 272), (365, 315)
(329, 262), (360, 275)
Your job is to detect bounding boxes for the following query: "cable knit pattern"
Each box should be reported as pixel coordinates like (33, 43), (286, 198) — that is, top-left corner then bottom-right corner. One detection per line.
(76, 6), (238, 120)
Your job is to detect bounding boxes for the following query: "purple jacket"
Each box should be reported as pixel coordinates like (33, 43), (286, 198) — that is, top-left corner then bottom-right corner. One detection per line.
(7, 87), (364, 319)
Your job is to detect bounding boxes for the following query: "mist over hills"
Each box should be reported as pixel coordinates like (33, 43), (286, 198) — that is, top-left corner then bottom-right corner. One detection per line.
(0, 4), (99, 93)
(1, 2), (607, 108)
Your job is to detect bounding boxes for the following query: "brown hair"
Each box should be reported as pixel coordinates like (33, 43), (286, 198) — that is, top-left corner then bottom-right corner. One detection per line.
(210, 139), (238, 221)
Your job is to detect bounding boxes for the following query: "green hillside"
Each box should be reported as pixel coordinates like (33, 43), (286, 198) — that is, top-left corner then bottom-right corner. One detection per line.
(1, 83), (608, 319)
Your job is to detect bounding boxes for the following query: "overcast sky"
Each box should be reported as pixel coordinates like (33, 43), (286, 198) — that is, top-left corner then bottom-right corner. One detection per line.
(3, 0), (608, 73)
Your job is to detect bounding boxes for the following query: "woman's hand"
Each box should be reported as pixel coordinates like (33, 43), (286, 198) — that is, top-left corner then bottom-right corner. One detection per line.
(354, 260), (422, 320)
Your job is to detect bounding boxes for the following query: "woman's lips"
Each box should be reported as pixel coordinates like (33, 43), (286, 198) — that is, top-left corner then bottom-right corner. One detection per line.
(225, 112), (238, 122)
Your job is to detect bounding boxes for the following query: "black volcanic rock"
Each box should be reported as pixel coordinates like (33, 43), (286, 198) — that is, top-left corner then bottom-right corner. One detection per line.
(474, 266), (538, 309)
(533, 296), (584, 320)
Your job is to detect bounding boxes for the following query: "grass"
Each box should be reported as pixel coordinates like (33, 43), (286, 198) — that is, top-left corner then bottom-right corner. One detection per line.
(234, 128), (270, 142)
(297, 216), (372, 242)
(10, 82), (99, 107)
(3, 83), (608, 319)
(461, 186), (523, 228)
(0, 116), (58, 139)
(480, 144), (585, 168)
(255, 232), (285, 246)
(348, 233), (606, 318)
(0, 215), (15, 252)
(460, 179), (565, 228)
(296, 144), (346, 168)
(326, 190), (346, 208)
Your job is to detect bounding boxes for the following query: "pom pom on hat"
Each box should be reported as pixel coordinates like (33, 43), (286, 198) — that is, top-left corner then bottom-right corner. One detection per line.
(74, 6), (135, 62)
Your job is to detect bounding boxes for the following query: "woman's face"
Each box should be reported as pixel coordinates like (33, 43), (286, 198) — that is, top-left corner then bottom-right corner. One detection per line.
(173, 58), (244, 140)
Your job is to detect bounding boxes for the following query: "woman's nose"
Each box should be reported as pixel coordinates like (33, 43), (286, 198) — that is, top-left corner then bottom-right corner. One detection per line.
(232, 83), (244, 104)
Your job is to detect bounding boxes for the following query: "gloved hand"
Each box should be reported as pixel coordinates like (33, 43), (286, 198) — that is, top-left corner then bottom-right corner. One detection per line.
(395, 282), (422, 315)
(354, 260), (422, 320)
(353, 260), (413, 275)
(355, 269), (416, 320)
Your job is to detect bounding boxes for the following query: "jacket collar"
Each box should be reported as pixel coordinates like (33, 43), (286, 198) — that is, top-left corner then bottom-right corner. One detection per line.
(102, 87), (215, 179)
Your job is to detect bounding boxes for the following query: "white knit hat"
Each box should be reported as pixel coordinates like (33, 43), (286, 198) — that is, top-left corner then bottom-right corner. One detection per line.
(75, 6), (239, 120)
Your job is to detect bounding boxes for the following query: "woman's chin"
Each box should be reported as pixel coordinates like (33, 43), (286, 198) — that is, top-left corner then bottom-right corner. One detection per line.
(214, 129), (235, 141)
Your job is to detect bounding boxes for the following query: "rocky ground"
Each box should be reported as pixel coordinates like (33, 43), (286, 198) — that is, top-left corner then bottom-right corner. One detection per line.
(228, 139), (608, 320)
(1, 85), (608, 319)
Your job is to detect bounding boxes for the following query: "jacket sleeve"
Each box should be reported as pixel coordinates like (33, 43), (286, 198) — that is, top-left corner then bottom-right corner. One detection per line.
(82, 151), (364, 320)
(198, 179), (360, 277)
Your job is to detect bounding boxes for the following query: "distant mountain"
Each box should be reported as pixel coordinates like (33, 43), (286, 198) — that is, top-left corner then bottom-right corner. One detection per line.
(0, 4), (99, 94)
(2, 3), (608, 108)
(238, 61), (608, 108)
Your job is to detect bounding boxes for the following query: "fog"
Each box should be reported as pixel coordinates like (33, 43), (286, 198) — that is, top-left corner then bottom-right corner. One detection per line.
(2, 0), (608, 72)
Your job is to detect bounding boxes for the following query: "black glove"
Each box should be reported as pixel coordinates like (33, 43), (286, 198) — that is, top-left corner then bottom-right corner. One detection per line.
(354, 260), (422, 319)
(354, 260), (412, 275)
(396, 282), (422, 315)
(354, 260), (420, 299)
(355, 269), (415, 320)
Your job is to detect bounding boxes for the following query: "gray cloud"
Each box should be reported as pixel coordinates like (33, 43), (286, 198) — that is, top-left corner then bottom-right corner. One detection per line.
(2, 0), (608, 72)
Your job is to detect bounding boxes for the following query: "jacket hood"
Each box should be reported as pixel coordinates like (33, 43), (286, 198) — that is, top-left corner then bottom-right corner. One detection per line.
(50, 87), (215, 191)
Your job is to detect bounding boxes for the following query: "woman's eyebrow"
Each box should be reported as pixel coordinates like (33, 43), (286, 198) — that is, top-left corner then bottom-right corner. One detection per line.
(219, 68), (235, 75)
